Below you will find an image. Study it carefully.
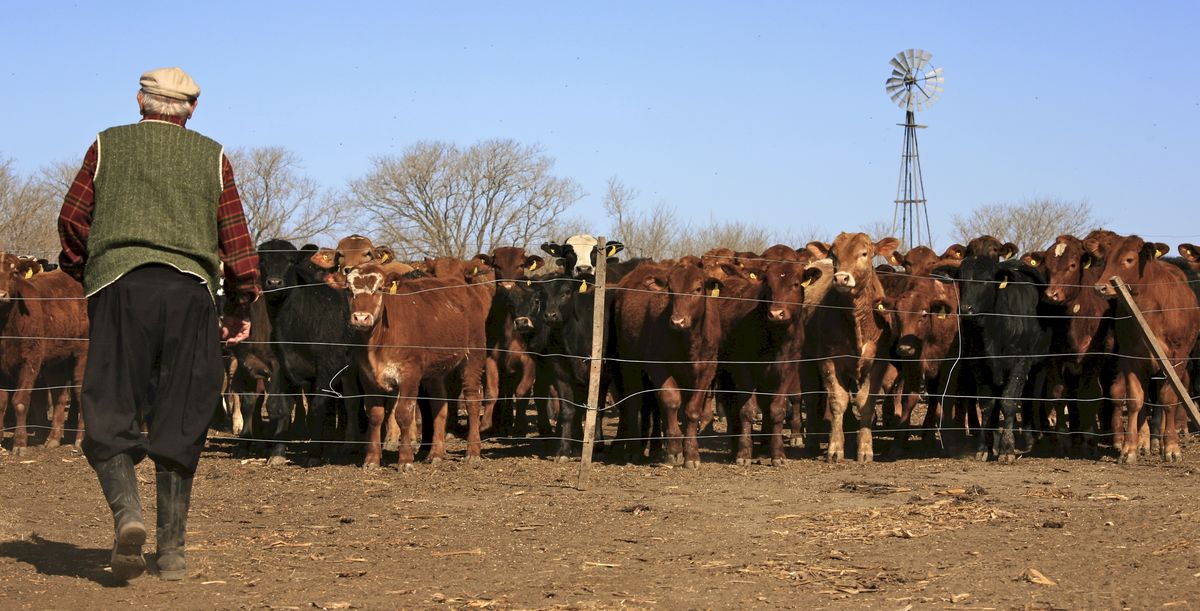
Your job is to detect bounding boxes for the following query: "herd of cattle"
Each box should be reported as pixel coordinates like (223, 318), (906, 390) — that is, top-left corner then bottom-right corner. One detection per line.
(2, 229), (1200, 470)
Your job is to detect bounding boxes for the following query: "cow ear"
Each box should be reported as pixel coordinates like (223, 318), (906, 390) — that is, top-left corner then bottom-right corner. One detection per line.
(941, 243), (966, 260)
(540, 243), (562, 257)
(930, 264), (958, 283)
(473, 253), (492, 266)
(643, 275), (666, 292)
(1140, 241), (1160, 263)
(525, 255), (543, 272)
(605, 240), (625, 257)
(1000, 242), (1019, 261)
(324, 271), (347, 290)
(1152, 242), (1169, 259)
(1021, 252), (1044, 268)
(373, 247), (395, 263)
(384, 271), (407, 293)
(801, 266), (823, 288)
(311, 248), (337, 270)
(1082, 238), (1103, 258)
(805, 241), (831, 259)
(887, 250), (903, 266)
(875, 237), (901, 259)
(1180, 243), (1200, 263)
(704, 276), (723, 297)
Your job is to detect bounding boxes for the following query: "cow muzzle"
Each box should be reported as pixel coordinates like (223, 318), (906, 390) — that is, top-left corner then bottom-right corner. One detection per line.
(264, 277), (285, 290)
(670, 315), (691, 329)
(767, 307), (788, 322)
(832, 271), (856, 291)
(350, 312), (375, 328)
(514, 316), (534, 332)
(1094, 282), (1117, 297)
(1044, 287), (1064, 303)
(574, 264), (594, 277)
(895, 341), (918, 358)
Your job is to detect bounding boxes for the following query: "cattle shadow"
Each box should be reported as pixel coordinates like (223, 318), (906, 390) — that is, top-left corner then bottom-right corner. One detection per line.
(0, 533), (128, 587)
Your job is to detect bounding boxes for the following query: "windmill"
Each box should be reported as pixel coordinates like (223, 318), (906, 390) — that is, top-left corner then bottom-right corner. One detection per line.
(885, 49), (944, 249)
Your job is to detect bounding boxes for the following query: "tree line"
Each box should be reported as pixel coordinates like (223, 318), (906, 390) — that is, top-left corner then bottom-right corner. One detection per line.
(1, 141), (1100, 260)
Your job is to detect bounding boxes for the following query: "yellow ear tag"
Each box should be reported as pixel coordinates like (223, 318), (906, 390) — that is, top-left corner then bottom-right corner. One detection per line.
(749, 272), (758, 280)
(1029, 259), (1038, 267)
(607, 245), (617, 256)
(801, 277), (812, 287)
(999, 278), (1009, 289)
(381, 252), (390, 262)
(710, 287), (720, 297)
(23, 268), (33, 279)
(1073, 304), (1081, 313)
(389, 281), (398, 295)
(937, 312), (947, 320)
(1155, 248), (1165, 258)
(472, 266), (479, 275)
(579, 281), (588, 293)
(877, 303), (885, 311)
(529, 260), (538, 271)
(1083, 259), (1092, 269)
(526, 280), (532, 287)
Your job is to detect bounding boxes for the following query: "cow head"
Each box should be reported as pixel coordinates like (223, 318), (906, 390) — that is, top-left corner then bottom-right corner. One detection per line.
(541, 234), (624, 278)
(485, 247), (544, 288)
(1093, 235), (1166, 297)
(504, 281), (542, 335)
(817, 232), (899, 295)
(0, 253), (26, 302)
(664, 257), (722, 331)
(1027, 235), (1096, 304)
(955, 255), (999, 317)
(762, 261), (821, 324)
(890, 276), (958, 359)
(534, 275), (582, 328)
(965, 235), (1019, 261)
(256, 239), (300, 292)
(335, 234), (377, 274)
(343, 263), (405, 331)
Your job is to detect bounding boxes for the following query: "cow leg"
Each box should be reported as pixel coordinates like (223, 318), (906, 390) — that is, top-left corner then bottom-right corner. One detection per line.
(888, 366), (920, 458)
(364, 400), (387, 469)
(44, 385), (70, 449)
(1118, 372), (1145, 465)
(10, 365), (38, 455)
(995, 367), (1030, 464)
(611, 365), (644, 464)
(821, 362), (849, 463)
(658, 378), (684, 465)
(974, 392), (997, 462)
(510, 355), (537, 438)
(461, 353), (485, 463)
(763, 392), (789, 467)
(733, 392), (756, 466)
(264, 376), (294, 466)
(552, 379), (578, 462)
(480, 355), (501, 436)
(852, 363), (887, 463)
(798, 363), (824, 453)
(1077, 372), (1102, 458)
(682, 388), (706, 469)
(1162, 366), (1187, 462)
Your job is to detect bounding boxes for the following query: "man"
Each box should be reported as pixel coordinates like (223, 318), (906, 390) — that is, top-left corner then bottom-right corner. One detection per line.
(58, 67), (260, 582)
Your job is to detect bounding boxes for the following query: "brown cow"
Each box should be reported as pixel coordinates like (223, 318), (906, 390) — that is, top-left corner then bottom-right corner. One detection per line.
(1091, 235), (1199, 463)
(477, 247), (545, 436)
(804, 232), (900, 462)
(881, 274), (960, 455)
(888, 244), (966, 277)
(0, 255), (89, 454)
(337, 262), (492, 469)
(1023, 235), (1114, 457)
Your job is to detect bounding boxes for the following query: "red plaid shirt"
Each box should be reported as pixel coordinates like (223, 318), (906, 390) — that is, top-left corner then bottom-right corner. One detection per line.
(58, 114), (260, 314)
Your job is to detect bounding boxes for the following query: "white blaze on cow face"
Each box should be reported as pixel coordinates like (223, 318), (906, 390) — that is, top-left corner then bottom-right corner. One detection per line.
(1054, 242), (1067, 258)
(564, 234), (600, 277)
(347, 268), (386, 329)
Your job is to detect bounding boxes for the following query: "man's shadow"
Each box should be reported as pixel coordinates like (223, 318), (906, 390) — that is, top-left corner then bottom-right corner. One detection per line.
(0, 534), (130, 587)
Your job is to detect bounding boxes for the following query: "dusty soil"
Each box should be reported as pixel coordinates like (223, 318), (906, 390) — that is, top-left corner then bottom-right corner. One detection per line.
(2, 426), (1199, 610)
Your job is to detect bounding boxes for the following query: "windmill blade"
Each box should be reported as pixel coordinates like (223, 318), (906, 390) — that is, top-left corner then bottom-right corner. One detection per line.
(924, 67), (944, 78)
(891, 68), (907, 79)
(890, 55), (908, 73)
(906, 49), (919, 71)
(916, 49), (932, 70)
(885, 77), (906, 90)
(890, 88), (908, 106)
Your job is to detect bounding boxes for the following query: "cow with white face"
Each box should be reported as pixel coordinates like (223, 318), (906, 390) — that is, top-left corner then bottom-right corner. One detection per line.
(541, 234), (624, 278)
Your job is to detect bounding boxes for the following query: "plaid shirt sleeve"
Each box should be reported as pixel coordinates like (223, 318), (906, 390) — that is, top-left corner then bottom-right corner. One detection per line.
(57, 141), (99, 283)
(218, 153), (261, 316)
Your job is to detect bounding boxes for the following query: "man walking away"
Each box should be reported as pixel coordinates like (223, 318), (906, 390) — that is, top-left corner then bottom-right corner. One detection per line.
(58, 67), (260, 582)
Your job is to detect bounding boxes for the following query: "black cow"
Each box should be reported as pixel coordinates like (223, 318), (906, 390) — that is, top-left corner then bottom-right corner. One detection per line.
(264, 249), (360, 466)
(950, 256), (1050, 463)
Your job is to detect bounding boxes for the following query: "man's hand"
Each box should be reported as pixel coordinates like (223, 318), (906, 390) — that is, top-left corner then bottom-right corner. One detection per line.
(221, 315), (251, 345)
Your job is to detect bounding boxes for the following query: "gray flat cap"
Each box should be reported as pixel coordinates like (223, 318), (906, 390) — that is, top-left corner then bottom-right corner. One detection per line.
(140, 67), (200, 101)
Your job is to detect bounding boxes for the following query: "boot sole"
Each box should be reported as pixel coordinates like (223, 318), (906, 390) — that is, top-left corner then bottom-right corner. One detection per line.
(111, 520), (147, 581)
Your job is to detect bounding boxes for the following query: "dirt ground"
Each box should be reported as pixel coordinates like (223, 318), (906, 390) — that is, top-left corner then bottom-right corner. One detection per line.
(2, 423), (1199, 610)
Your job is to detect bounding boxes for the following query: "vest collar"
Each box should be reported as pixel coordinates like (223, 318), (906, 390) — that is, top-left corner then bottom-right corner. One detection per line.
(140, 114), (187, 127)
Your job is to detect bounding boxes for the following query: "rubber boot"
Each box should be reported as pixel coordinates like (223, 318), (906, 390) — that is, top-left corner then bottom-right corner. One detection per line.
(155, 464), (193, 581)
(93, 453), (146, 581)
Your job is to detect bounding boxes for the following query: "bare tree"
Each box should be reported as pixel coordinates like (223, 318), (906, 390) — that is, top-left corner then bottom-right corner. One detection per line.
(671, 216), (774, 258)
(0, 156), (62, 257)
(602, 176), (677, 260)
(347, 140), (583, 258)
(228, 147), (345, 245)
(951, 198), (1102, 254)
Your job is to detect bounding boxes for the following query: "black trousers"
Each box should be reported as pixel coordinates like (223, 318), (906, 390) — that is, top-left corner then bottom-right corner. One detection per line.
(81, 265), (223, 474)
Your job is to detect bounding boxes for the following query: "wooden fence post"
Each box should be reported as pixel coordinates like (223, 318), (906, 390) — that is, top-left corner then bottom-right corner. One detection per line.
(577, 236), (608, 490)
(1110, 276), (1200, 428)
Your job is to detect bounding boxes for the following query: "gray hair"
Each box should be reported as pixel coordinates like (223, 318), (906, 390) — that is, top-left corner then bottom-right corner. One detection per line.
(139, 91), (194, 118)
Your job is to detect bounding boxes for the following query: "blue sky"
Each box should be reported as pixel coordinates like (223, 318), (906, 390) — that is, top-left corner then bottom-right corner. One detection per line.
(2, 1), (1197, 250)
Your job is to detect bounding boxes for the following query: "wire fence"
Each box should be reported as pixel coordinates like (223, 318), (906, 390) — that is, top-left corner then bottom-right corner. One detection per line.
(4, 239), (1200, 463)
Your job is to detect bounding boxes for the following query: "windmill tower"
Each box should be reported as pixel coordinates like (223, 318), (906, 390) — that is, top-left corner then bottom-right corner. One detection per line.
(885, 49), (944, 248)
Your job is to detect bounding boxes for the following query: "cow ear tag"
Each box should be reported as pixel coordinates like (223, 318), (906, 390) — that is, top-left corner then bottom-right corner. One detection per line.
(999, 278), (1009, 289)
(1155, 248), (1165, 258)
(607, 245), (618, 256)
(1073, 303), (1081, 313)
(1029, 259), (1038, 267)
(710, 287), (720, 297)
(877, 303), (885, 311)
(1083, 259), (1092, 269)
(749, 272), (758, 280)
(579, 281), (588, 293)
(526, 279), (532, 287)
(529, 260), (538, 271)
(381, 252), (390, 262)
(389, 281), (398, 294)
(801, 277), (812, 287)
(472, 266), (479, 275)
(23, 268), (33, 279)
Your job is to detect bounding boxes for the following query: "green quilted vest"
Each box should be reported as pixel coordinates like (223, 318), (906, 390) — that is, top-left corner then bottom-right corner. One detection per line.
(87, 120), (224, 299)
